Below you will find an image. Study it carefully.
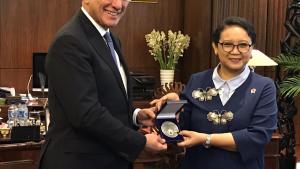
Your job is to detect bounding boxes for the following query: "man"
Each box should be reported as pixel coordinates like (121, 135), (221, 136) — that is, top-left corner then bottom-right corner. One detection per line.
(39, 0), (167, 169)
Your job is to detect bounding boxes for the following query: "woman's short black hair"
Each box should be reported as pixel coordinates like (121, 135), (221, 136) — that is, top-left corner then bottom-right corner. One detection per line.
(212, 16), (256, 45)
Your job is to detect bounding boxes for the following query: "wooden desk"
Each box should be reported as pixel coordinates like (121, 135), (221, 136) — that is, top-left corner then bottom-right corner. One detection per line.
(0, 134), (281, 169)
(0, 141), (42, 169)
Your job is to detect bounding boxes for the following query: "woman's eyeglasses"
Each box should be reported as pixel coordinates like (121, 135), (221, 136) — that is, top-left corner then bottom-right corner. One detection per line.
(218, 42), (252, 53)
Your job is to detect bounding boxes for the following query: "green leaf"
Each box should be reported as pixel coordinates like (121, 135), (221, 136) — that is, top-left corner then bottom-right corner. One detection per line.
(275, 50), (300, 98)
(273, 52), (300, 72)
(279, 75), (300, 98)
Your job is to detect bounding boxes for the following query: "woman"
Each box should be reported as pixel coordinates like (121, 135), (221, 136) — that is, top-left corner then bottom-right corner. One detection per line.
(152, 17), (277, 169)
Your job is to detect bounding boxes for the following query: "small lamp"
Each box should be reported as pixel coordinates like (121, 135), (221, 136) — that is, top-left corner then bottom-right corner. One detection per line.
(248, 49), (278, 71)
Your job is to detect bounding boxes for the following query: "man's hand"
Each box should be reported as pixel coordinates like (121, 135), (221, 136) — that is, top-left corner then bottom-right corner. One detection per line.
(144, 133), (167, 152)
(177, 130), (206, 148)
(137, 107), (157, 126)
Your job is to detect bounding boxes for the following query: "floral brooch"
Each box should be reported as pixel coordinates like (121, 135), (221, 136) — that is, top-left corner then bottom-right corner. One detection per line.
(192, 87), (219, 101)
(207, 110), (234, 125)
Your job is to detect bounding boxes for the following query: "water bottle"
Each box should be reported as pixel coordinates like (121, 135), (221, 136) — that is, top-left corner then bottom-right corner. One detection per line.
(7, 104), (17, 128)
(17, 102), (29, 126)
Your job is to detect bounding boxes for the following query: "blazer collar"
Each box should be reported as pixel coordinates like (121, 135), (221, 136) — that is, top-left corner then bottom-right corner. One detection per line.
(186, 70), (253, 113)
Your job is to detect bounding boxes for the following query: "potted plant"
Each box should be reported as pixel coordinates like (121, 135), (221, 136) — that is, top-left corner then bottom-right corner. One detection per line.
(273, 45), (300, 169)
(145, 30), (190, 86)
(274, 49), (300, 98)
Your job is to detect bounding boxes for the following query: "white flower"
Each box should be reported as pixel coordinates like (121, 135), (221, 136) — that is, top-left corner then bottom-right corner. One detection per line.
(145, 29), (190, 70)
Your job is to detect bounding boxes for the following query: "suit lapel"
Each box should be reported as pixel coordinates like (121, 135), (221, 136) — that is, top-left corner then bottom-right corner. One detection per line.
(224, 72), (252, 111)
(78, 11), (128, 100)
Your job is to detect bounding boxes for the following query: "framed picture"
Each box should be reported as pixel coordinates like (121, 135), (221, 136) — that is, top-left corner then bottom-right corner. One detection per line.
(131, 0), (158, 3)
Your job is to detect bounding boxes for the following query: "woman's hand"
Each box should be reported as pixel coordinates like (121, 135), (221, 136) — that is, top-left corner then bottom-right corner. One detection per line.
(150, 92), (180, 110)
(177, 130), (207, 148)
(177, 131), (237, 151)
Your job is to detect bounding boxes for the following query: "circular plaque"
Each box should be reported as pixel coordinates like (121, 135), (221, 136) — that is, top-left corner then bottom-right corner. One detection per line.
(161, 121), (179, 138)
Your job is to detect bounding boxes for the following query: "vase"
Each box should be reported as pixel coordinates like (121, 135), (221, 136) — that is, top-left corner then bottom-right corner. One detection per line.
(160, 69), (175, 86)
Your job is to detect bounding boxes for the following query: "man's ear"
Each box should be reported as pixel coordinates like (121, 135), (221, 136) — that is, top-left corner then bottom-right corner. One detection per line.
(82, 0), (89, 5)
(212, 43), (218, 55)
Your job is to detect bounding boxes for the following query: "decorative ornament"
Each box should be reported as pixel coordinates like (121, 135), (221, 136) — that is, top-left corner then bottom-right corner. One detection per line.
(207, 110), (234, 125)
(192, 87), (219, 101)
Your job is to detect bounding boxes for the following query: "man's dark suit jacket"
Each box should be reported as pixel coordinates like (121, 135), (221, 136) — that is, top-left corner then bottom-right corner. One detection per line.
(39, 10), (146, 169)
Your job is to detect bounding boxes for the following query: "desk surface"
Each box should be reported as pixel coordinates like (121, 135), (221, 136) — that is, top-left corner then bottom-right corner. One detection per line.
(0, 140), (43, 152)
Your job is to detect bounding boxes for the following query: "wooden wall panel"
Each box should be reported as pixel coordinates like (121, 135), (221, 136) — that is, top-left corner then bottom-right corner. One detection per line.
(252, 0), (268, 51)
(0, 0), (80, 68)
(0, 0), (183, 93)
(0, 0), (80, 93)
(32, 0), (80, 51)
(0, 0), (35, 68)
(0, 69), (32, 91)
(264, 0), (288, 79)
(181, 0), (212, 83)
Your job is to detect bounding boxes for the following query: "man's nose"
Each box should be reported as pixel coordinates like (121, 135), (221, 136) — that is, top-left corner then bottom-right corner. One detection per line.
(111, 0), (123, 9)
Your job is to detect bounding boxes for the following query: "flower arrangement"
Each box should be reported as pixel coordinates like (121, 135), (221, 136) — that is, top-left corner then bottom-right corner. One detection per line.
(145, 30), (190, 70)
